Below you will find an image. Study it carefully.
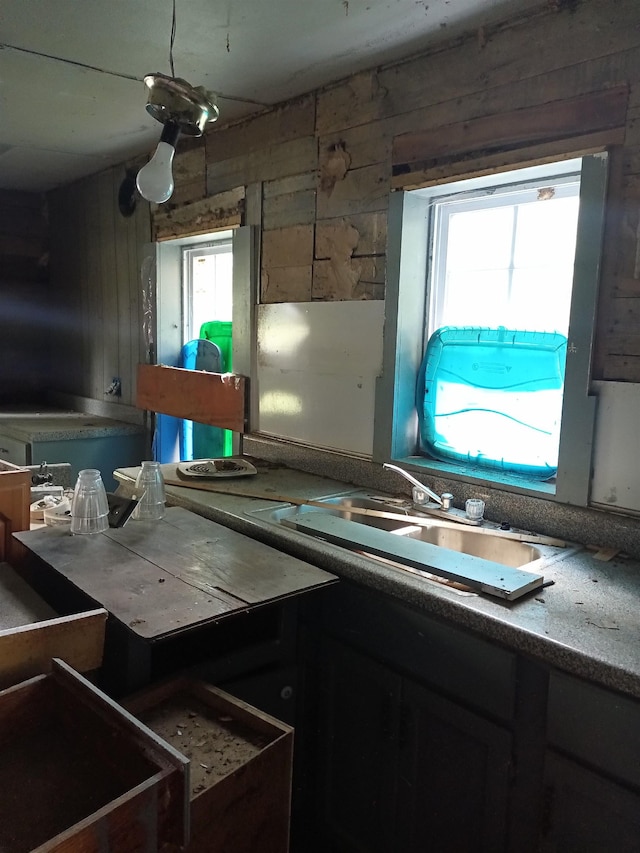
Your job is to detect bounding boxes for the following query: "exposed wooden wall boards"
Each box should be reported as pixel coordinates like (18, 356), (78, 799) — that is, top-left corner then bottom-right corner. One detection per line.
(205, 94), (316, 163)
(206, 136), (318, 196)
(263, 173), (317, 230)
(152, 187), (244, 241)
(170, 144), (207, 207)
(392, 87), (629, 175)
(315, 213), (387, 259)
(261, 225), (314, 303)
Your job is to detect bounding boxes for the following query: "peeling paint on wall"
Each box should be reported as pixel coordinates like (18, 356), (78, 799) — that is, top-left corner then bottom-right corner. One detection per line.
(319, 142), (352, 195)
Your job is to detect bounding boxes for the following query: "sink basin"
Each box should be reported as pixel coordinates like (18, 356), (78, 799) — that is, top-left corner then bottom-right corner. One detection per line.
(249, 492), (579, 600)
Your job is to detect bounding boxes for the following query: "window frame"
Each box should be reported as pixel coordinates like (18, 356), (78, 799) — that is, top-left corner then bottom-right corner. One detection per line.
(373, 152), (609, 506)
(181, 237), (233, 343)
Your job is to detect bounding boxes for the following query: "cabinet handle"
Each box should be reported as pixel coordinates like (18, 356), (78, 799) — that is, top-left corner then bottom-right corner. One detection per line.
(0, 448), (9, 454)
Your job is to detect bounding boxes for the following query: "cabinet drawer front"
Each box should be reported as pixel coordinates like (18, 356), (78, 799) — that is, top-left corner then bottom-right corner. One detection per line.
(320, 583), (517, 722)
(548, 671), (640, 789)
(0, 434), (29, 466)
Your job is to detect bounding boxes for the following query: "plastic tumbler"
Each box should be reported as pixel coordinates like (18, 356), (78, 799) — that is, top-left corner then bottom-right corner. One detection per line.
(134, 461), (166, 520)
(70, 469), (109, 534)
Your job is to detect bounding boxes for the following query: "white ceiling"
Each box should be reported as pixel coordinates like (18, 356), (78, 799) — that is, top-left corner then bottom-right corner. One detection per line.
(0, 0), (541, 193)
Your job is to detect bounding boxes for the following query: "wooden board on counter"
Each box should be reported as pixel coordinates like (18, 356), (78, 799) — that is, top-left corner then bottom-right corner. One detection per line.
(14, 507), (336, 642)
(136, 364), (247, 432)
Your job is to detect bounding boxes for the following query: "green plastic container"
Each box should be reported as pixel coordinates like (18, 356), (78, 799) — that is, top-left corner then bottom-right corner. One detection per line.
(198, 321), (233, 458)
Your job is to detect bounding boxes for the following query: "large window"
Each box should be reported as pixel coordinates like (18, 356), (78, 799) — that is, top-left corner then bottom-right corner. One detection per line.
(375, 153), (609, 504)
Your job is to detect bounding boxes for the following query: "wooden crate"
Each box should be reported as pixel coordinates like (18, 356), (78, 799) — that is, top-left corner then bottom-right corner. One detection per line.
(125, 677), (294, 853)
(0, 460), (30, 563)
(0, 659), (189, 853)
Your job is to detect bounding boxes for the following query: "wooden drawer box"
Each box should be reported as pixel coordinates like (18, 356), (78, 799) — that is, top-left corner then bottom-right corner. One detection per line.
(0, 460), (30, 563)
(125, 678), (294, 853)
(0, 659), (189, 853)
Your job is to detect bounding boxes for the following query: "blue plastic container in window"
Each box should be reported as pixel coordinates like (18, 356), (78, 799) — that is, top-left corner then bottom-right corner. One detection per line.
(416, 326), (568, 480)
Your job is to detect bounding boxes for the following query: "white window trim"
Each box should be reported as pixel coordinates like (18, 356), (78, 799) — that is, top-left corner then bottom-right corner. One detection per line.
(373, 153), (609, 506)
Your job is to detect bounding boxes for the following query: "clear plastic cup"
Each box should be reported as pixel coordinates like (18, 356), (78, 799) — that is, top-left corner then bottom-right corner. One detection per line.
(70, 469), (109, 535)
(133, 461), (166, 520)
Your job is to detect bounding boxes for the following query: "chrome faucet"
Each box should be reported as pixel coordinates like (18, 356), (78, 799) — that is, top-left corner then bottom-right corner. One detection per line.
(383, 463), (453, 510)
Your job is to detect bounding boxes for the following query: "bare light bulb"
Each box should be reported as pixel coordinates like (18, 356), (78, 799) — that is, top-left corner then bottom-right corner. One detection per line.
(136, 121), (181, 204)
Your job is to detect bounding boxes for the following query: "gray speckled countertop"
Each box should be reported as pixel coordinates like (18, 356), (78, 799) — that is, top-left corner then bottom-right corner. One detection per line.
(115, 461), (640, 704)
(0, 409), (144, 442)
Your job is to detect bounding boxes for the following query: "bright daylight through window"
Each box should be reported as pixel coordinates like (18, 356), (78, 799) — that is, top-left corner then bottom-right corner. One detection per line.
(377, 153), (608, 503)
(414, 160), (582, 482)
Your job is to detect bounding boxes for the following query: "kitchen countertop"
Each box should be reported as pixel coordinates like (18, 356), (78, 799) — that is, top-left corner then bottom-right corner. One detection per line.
(0, 408), (145, 442)
(113, 460), (640, 703)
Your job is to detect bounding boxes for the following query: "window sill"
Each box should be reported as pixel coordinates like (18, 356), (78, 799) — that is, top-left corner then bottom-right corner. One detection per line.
(396, 455), (557, 498)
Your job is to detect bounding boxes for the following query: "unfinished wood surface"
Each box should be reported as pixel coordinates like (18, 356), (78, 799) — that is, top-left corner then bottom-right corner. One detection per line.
(263, 173), (317, 230)
(126, 678), (293, 853)
(316, 161), (389, 219)
(206, 136), (317, 197)
(261, 225), (315, 302)
(312, 256), (385, 301)
(153, 187), (244, 241)
(0, 462), (30, 563)
(167, 143), (207, 207)
(0, 607), (107, 689)
(315, 213), (388, 259)
(205, 94), (316, 163)
(15, 506), (335, 642)
(137, 364), (247, 431)
(392, 86), (630, 175)
(0, 659), (189, 853)
(261, 265), (313, 303)
(392, 135), (621, 191)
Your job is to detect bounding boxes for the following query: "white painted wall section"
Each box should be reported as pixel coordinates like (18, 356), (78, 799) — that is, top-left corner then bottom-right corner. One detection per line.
(591, 381), (640, 513)
(256, 301), (385, 455)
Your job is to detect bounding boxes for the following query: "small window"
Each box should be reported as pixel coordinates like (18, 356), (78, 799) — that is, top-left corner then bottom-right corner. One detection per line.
(375, 153), (609, 504)
(182, 240), (233, 342)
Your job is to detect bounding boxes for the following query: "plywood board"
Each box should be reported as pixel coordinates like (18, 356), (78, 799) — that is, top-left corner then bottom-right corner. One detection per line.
(15, 507), (335, 642)
(256, 300), (384, 455)
(137, 364), (246, 432)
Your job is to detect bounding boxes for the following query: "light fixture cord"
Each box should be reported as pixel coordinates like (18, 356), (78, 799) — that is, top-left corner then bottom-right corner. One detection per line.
(169, 0), (176, 78)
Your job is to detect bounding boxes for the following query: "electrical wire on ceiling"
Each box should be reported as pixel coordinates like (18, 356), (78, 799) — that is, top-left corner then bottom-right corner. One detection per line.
(0, 42), (269, 106)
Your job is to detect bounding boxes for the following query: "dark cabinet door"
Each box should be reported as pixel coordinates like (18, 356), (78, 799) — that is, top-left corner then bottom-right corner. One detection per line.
(397, 678), (513, 853)
(317, 638), (401, 853)
(541, 751), (640, 853)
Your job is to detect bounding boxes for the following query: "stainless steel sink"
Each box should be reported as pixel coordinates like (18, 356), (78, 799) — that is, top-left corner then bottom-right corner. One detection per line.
(249, 492), (579, 600)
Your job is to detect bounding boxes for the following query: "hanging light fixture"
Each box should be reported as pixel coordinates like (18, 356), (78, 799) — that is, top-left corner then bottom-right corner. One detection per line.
(136, 1), (219, 204)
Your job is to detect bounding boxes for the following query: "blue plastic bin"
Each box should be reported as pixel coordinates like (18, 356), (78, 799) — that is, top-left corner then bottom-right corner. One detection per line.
(416, 326), (568, 479)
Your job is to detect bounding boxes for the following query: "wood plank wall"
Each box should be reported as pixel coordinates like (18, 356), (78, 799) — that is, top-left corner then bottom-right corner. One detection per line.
(47, 166), (151, 409)
(151, 0), (640, 383)
(0, 190), (49, 402)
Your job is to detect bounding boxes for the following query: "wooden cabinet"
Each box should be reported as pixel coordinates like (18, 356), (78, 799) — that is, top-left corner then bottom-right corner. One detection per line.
(0, 460), (30, 562)
(540, 752), (640, 853)
(397, 678), (512, 853)
(313, 632), (513, 853)
(541, 671), (640, 852)
(317, 640), (400, 853)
